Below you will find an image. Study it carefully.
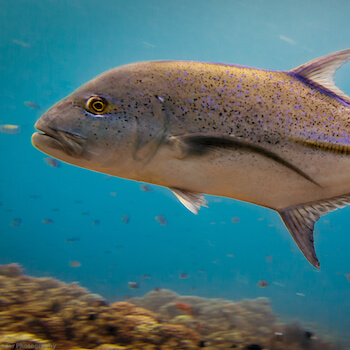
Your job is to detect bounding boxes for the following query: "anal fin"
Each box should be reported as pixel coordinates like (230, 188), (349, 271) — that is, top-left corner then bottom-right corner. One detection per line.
(278, 194), (350, 268)
(170, 187), (208, 214)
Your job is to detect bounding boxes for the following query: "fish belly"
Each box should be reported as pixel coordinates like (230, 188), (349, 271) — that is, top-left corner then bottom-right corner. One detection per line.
(141, 143), (350, 210)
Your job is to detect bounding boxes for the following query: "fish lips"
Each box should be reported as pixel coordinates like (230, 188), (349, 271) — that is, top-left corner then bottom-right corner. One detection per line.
(32, 122), (87, 157)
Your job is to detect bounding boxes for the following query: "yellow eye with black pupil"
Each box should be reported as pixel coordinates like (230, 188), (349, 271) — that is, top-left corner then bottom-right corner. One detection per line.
(87, 96), (107, 114)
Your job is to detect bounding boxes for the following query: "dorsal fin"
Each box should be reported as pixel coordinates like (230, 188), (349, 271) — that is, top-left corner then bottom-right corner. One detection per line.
(278, 194), (350, 268)
(291, 49), (350, 103)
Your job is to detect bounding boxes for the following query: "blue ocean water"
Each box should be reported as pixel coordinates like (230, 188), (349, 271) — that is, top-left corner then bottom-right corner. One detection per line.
(0, 0), (349, 347)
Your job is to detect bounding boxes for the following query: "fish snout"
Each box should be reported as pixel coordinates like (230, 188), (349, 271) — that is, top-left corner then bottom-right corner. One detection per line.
(32, 106), (87, 157)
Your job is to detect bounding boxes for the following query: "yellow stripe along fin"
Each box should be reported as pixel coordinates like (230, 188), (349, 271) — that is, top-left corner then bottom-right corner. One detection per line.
(290, 136), (350, 155)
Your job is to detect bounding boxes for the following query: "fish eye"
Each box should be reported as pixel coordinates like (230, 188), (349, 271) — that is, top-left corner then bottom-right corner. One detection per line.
(86, 96), (108, 114)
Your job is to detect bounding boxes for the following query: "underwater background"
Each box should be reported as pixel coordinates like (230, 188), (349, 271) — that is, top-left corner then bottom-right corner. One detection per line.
(0, 0), (349, 348)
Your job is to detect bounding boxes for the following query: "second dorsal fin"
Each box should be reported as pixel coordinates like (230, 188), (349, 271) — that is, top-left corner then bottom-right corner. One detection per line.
(291, 49), (350, 104)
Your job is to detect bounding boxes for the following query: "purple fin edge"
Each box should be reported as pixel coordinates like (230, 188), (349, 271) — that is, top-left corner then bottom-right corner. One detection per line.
(288, 71), (350, 108)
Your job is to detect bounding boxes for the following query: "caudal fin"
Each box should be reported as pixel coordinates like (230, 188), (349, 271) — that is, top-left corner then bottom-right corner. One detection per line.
(278, 194), (350, 268)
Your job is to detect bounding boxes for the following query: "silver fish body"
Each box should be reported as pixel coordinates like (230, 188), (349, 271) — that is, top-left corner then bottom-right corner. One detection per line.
(32, 50), (350, 268)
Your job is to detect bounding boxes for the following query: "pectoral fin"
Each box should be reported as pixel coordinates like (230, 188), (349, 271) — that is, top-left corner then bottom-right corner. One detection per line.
(170, 187), (208, 214)
(169, 133), (319, 187)
(278, 194), (350, 268)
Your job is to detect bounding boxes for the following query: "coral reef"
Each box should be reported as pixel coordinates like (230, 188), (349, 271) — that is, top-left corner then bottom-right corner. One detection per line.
(0, 264), (199, 349)
(130, 289), (341, 350)
(0, 264), (344, 349)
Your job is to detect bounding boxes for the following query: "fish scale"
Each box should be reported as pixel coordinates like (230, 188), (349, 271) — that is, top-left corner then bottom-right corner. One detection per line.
(32, 49), (350, 268)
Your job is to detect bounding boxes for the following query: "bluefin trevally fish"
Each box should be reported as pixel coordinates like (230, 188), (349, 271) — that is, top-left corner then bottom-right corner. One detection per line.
(32, 49), (350, 268)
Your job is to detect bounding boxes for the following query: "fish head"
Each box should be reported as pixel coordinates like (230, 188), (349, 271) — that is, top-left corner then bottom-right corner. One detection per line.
(32, 63), (167, 177)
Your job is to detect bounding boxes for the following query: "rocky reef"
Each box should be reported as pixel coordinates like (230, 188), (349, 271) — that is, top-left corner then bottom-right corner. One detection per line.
(130, 289), (341, 350)
(0, 264), (343, 350)
(0, 264), (198, 349)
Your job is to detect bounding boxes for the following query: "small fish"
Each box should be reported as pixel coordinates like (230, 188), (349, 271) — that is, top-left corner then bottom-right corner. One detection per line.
(12, 39), (30, 48)
(0, 124), (20, 134)
(32, 49), (350, 268)
(179, 273), (189, 279)
(69, 260), (81, 268)
(174, 302), (195, 317)
(304, 331), (314, 339)
(345, 273), (350, 282)
(231, 216), (240, 223)
(28, 194), (41, 199)
(141, 274), (151, 279)
(42, 218), (53, 224)
(128, 282), (139, 289)
(226, 254), (234, 258)
(44, 157), (60, 168)
(110, 191), (117, 197)
(66, 237), (80, 243)
(265, 255), (273, 263)
(257, 280), (269, 288)
(92, 219), (100, 226)
(142, 41), (155, 48)
(272, 281), (285, 287)
(121, 215), (129, 224)
(11, 218), (21, 226)
(24, 101), (40, 110)
(140, 184), (152, 192)
(155, 215), (167, 226)
(279, 35), (296, 45)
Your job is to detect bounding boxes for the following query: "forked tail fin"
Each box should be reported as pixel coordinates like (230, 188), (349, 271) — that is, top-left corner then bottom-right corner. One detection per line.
(278, 194), (350, 268)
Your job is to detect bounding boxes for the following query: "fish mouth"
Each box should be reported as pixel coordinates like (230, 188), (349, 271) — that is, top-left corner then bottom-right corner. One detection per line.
(32, 123), (87, 157)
